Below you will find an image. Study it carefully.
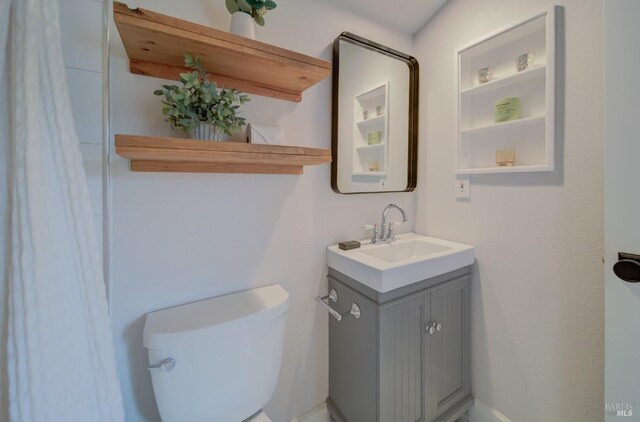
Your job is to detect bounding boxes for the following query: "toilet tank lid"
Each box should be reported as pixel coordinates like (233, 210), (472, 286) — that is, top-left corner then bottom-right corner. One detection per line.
(143, 284), (289, 350)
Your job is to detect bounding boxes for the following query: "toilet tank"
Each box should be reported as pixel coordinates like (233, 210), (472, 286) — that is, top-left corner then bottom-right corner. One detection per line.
(143, 284), (289, 422)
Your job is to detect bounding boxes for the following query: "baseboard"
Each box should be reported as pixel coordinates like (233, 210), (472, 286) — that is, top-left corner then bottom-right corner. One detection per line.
(468, 399), (512, 422)
(434, 395), (474, 422)
(291, 402), (332, 422)
(325, 397), (346, 422)
(291, 397), (510, 422)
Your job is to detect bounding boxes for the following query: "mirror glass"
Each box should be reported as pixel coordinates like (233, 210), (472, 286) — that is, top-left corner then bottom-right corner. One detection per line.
(331, 32), (418, 194)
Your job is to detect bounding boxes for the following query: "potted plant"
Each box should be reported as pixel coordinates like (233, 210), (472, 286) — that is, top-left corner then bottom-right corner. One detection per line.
(225, 0), (277, 39)
(154, 53), (250, 141)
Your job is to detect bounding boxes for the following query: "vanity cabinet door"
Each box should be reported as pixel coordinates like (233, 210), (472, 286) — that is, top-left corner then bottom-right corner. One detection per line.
(379, 294), (428, 422)
(427, 276), (471, 420)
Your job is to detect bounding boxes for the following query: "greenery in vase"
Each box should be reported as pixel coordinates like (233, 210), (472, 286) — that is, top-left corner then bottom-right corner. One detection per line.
(153, 53), (250, 135)
(225, 0), (277, 26)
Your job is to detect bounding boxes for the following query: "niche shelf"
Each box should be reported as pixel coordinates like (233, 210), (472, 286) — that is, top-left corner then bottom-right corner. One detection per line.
(460, 65), (546, 96)
(461, 114), (545, 135)
(352, 82), (390, 177)
(113, 2), (331, 102)
(115, 135), (331, 175)
(456, 7), (557, 174)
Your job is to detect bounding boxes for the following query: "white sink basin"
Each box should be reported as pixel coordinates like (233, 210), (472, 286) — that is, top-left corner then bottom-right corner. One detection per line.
(327, 233), (474, 293)
(359, 238), (452, 263)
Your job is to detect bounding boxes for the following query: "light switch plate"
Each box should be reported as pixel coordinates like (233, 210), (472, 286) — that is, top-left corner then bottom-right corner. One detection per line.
(456, 175), (470, 199)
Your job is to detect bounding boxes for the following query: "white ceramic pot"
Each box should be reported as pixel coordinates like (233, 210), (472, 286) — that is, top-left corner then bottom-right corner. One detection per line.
(230, 12), (256, 40)
(191, 122), (224, 141)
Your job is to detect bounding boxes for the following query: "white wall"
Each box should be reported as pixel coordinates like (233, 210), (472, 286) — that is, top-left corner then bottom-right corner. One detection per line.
(108, 0), (416, 420)
(414, 1), (604, 421)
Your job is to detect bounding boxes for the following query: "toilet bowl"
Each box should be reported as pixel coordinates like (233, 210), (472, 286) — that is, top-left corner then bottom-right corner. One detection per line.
(143, 284), (290, 422)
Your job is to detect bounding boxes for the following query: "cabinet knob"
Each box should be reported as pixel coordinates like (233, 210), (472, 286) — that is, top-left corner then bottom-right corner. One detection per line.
(436, 323), (442, 332)
(425, 324), (435, 335)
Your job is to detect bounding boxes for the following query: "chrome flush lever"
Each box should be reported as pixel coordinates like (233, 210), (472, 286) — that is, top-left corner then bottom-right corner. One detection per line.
(148, 357), (176, 372)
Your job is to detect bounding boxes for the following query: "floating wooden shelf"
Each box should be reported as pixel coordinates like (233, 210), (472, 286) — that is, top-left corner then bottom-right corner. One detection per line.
(113, 2), (331, 102)
(115, 135), (331, 175)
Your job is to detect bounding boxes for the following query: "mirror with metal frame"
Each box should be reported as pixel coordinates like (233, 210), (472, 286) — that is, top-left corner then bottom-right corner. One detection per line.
(331, 32), (418, 194)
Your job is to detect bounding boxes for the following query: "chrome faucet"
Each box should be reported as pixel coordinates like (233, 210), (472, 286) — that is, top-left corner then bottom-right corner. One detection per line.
(381, 204), (407, 241)
(367, 204), (408, 244)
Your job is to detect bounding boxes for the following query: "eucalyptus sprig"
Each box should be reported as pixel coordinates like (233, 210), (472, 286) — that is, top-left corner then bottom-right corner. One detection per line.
(153, 53), (250, 135)
(225, 0), (277, 26)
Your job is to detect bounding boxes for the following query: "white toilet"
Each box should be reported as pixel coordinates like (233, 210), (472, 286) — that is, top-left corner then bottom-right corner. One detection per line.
(143, 284), (290, 422)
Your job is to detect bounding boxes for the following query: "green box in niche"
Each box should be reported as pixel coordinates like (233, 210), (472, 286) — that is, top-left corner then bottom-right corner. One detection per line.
(494, 97), (521, 122)
(367, 131), (381, 145)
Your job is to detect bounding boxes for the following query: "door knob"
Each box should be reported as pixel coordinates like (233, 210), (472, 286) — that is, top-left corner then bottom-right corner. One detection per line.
(613, 252), (640, 283)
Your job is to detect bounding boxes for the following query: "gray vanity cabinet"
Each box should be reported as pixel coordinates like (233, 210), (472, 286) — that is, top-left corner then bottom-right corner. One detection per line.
(327, 267), (473, 422)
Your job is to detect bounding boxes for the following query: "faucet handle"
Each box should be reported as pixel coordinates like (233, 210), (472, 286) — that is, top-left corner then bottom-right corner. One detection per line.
(387, 218), (408, 240)
(364, 224), (379, 244)
(387, 223), (395, 240)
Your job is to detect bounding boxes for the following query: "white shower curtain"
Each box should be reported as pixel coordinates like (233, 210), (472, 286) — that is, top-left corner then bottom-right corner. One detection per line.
(1, 0), (125, 420)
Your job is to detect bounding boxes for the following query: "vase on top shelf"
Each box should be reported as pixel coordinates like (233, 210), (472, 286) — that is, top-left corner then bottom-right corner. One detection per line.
(225, 0), (278, 40)
(192, 122), (225, 141)
(229, 12), (256, 39)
